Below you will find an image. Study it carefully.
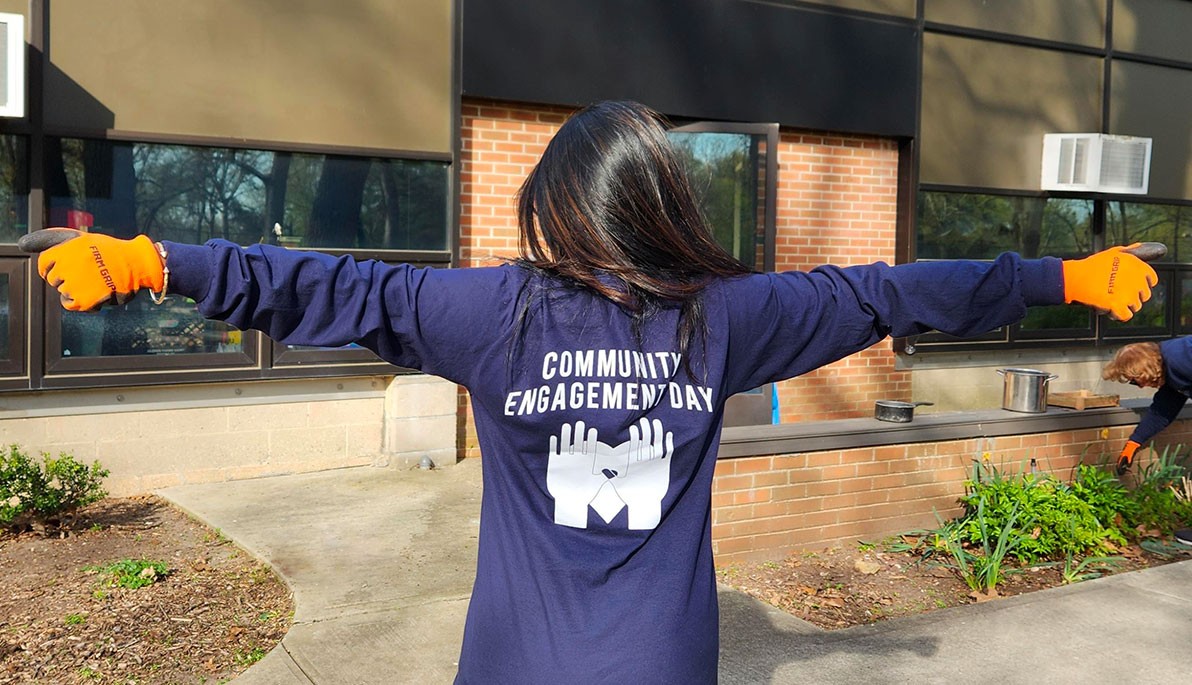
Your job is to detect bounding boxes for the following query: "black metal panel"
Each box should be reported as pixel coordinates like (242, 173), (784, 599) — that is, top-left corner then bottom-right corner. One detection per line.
(462, 0), (917, 137)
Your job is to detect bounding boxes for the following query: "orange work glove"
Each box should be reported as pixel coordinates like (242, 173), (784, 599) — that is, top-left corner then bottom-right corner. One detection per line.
(20, 228), (165, 312)
(1116, 440), (1141, 476)
(1062, 244), (1158, 322)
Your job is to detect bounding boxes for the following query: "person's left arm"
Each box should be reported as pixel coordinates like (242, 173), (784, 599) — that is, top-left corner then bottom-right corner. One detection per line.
(721, 253), (1063, 393)
(721, 247), (1154, 395)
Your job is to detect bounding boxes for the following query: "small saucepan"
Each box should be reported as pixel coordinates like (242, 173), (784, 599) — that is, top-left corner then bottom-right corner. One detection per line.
(874, 400), (934, 423)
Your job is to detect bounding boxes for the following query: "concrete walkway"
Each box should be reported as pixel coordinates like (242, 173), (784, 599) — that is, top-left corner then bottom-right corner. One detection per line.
(159, 460), (1192, 684)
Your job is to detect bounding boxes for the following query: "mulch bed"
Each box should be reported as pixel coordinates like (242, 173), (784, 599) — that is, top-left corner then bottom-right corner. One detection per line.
(0, 495), (293, 684)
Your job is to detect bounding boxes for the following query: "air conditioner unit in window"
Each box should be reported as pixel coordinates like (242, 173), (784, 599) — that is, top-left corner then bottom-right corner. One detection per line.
(1041, 133), (1151, 195)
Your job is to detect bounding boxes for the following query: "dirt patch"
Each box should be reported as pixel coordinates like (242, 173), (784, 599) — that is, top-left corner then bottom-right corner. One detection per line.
(0, 495), (293, 684)
(718, 538), (1192, 630)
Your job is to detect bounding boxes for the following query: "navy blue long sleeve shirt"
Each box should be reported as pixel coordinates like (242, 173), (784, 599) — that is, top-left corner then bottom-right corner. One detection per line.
(163, 240), (1064, 684)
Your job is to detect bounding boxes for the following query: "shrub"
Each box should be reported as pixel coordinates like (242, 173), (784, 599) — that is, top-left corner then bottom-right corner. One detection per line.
(1072, 463), (1138, 537)
(1123, 445), (1192, 533)
(0, 444), (109, 529)
(960, 471), (1123, 564)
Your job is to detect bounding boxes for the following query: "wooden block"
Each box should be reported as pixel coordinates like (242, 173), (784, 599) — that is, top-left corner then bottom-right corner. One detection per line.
(1048, 390), (1120, 411)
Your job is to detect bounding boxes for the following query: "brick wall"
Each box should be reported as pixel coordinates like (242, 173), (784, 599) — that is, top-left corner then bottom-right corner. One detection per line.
(459, 100), (571, 270)
(770, 133), (905, 422)
(455, 99), (1185, 568)
(457, 100), (908, 455)
(711, 420), (1192, 566)
(457, 100), (570, 457)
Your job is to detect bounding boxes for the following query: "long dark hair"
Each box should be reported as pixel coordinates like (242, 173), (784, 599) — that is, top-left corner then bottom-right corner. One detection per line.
(514, 100), (752, 371)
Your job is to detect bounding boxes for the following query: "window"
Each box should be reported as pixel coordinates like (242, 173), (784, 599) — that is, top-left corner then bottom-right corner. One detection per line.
(47, 139), (450, 251)
(912, 190), (1190, 350)
(667, 123), (777, 271)
(916, 192), (1093, 260)
(0, 259), (25, 379)
(668, 122), (778, 426)
(0, 134), (28, 243)
(38, 137), (450, 381)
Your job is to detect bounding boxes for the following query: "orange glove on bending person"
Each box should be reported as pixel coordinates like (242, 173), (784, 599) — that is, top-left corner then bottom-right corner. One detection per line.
(1062, 244), (1158, 322)
(20, 228), (165, 312)
(1116, 440), (1141, 476)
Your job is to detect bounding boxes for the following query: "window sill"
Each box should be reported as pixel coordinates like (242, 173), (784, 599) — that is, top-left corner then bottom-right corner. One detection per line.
(718, 399), (1158, 458)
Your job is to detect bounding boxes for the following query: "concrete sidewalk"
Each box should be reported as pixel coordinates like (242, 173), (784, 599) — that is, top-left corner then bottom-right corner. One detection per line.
(159, 461), (1192, 684)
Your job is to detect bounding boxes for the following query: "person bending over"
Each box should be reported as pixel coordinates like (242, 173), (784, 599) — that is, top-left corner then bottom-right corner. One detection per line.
(1102, 339), (1192, 546)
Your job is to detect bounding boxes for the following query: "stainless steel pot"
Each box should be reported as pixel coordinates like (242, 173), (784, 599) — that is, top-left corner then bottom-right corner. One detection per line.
(997, 367), (1058, 413)
(874, 400), (933, 423)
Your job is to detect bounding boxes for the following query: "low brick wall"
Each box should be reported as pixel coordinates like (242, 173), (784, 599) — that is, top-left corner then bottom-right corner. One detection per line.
(711, 419), (1192, 565)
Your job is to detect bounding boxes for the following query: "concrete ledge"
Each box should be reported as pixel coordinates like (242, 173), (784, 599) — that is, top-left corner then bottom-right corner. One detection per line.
(719, 399), (1159, 458)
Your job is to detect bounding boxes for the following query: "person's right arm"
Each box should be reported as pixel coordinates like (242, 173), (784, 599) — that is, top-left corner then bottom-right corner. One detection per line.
(22, 229), (520, 385)
(164, 240), (521, 383)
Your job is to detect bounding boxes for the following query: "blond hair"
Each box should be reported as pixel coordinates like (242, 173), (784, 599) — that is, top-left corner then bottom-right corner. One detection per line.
(1102, 342), (1164, 386)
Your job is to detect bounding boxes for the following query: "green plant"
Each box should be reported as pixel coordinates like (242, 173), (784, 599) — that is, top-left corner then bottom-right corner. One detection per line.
(234, 646), (268, 667)
(64, 613), (86, 625)
(1058, 516), (1122, 583)
(1061, 554), (1121, 584)
(1073, 463), (1138, 526)
(932, 497), (1024, 594)
(84, 558), (170, 589)
(0, 444), (109, 527)
(1137, 444), (1188, 489)
(961, 470), (1123, 563)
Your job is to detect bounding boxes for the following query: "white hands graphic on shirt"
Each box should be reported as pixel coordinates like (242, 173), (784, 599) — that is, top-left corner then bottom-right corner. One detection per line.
(545, 418), (674, 530)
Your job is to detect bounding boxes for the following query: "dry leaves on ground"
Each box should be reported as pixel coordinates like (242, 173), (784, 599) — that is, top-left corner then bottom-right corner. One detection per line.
(719, 539), (1190, 630)
(0, 495), (293, 684)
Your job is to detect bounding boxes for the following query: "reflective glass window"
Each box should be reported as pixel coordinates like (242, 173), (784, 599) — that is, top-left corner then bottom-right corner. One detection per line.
(669, 130), (768, 270)
(47, 138), (450, 251)
(45, 137), (450, 361)
(917, 193), (1092, 260)
(0, 135), (29, 244)
(1106, 200), (1190, 263)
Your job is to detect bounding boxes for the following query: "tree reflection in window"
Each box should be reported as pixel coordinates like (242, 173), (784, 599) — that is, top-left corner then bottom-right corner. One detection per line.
(668, 131), (765, 269)
(916, 192), (1092, 260)
(45, 138), (450, 359)
(47, 138), (449, 251)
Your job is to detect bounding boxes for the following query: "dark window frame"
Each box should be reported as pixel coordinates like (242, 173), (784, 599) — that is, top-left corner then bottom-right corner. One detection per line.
(905, 187), (1192, 354)
(0, 257), (25, 378)
(0, 126), (455, 390)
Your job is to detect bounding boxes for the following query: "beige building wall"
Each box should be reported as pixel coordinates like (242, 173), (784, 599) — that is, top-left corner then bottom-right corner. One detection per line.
(920, 33), (1102, 191)
(924, 0), (1106, 47)
(1114, 0), (1192, 64)
(902, 347), (1153, 413)
(45, 0), (453, 153)
(801, 0), (915, 18)
(0, 375), (458, 496)
(1111, 60), (1192, 200)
